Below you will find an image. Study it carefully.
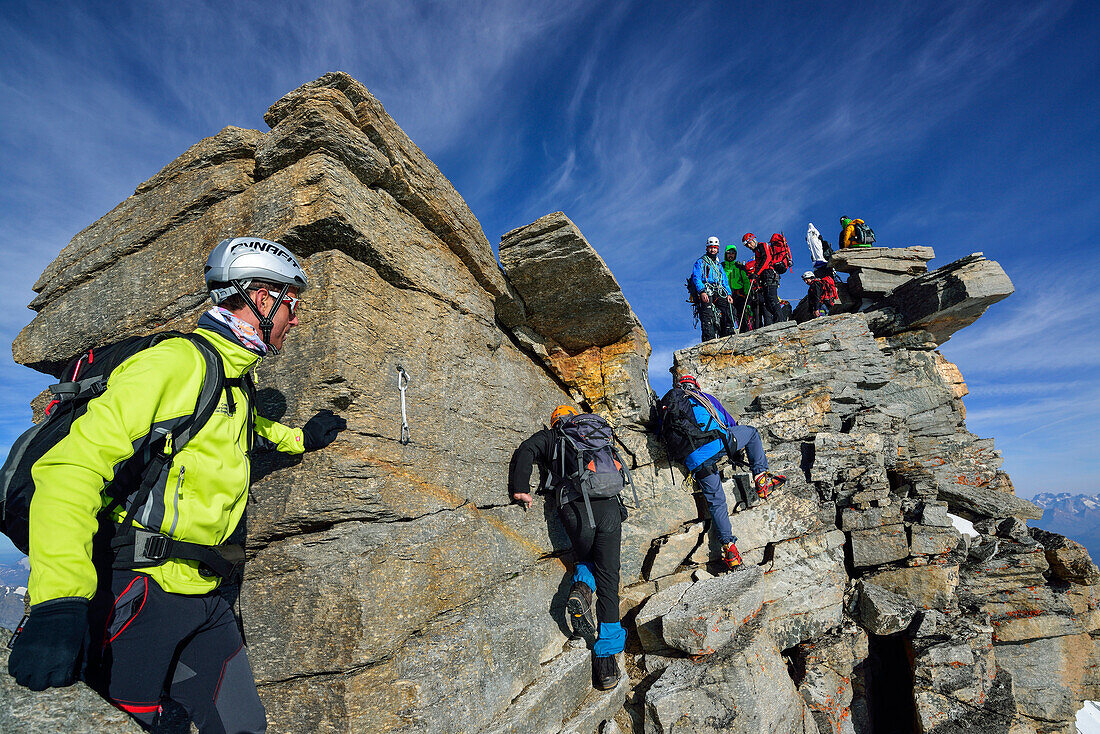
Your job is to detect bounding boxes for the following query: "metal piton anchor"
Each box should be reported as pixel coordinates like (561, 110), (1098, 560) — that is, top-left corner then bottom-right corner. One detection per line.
(397, 365), (411, 445)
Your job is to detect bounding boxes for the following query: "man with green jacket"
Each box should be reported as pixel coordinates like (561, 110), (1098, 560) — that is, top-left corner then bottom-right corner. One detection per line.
(722, 241), (752, 332)
(8, 237), (346, 733)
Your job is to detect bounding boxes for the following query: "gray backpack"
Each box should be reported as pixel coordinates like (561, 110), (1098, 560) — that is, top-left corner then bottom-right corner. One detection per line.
(852, 221), (876, 245)
(544, 413), (638, 527)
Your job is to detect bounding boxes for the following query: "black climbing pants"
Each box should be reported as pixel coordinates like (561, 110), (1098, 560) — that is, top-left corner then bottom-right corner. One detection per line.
(698, 295), (736, 342)
(757, 274), (782, 326)
(86, 570), (266, 734)
(558, 497), (622, 624)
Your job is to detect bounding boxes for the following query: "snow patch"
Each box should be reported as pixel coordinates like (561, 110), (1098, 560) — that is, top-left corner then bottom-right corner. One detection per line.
(1076, 700), (1100, 733)
(947, 512), (979, 538)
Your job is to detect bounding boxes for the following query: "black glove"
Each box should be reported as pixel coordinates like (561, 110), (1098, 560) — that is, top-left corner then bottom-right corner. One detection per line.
(8, 599), (88, 691)
(302, 409), (347, 451)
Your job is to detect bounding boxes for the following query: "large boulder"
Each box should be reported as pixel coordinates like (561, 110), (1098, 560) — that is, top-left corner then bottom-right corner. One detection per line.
(867, 253), (1015, 345)
(499, 212), (651, 424)
(659, 566), (766, 655)
(831, 245), (935, 300)
(643, 614), (820, 734)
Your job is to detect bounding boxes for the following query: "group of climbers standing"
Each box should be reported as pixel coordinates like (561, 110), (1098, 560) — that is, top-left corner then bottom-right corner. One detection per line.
(689, 215), (877, 341)
(687, 231), (792, 340)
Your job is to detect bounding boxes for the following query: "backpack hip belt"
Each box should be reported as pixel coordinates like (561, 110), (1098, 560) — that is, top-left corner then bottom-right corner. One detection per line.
(111, 527), (246, 581)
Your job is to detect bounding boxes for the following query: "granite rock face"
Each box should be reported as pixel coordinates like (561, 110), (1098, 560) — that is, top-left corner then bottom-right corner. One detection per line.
(0, 647), (143, 734)
(8, 70), (1095, 734)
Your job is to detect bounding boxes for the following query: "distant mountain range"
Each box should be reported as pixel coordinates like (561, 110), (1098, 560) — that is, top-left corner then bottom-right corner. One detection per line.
(0, 554), (28, 631)
(1031, 493), (1100, 562)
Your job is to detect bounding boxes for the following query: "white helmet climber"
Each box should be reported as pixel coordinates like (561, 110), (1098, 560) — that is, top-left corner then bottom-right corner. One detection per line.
(205, 237), (309, 351)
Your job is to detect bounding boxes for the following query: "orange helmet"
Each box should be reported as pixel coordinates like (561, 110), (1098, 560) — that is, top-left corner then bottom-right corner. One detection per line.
(550, 404), (580, 427)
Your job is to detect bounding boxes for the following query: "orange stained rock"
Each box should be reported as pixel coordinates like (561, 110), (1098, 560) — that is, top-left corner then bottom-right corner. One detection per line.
(544, 326), (649, 415)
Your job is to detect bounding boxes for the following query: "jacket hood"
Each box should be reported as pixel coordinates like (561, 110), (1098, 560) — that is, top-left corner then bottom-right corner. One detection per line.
(724, 242), (738, 259)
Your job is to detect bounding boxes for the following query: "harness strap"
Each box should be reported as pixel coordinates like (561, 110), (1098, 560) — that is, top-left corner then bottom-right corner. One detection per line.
(576, 448), (596, 528)
(110, 528), (245, 581)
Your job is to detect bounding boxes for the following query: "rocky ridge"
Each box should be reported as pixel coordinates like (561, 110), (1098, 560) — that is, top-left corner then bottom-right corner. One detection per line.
(4, 72), (1097, 734)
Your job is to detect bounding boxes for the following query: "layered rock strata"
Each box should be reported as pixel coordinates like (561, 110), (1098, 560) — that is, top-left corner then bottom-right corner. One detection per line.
(832, 245), (935, 301)
(6, 71), (1095, 734)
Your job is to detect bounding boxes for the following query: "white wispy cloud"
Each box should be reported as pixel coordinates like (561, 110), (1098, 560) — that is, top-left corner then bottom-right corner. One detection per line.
(941, 273), (1100, 374)
(515, 0), (1072, 290)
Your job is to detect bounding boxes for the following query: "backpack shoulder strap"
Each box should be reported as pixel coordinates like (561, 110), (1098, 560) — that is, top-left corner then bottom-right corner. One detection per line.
(178, 333), (226, 452)
(111, 333), (226, 529)
(610, 443), (640, 508)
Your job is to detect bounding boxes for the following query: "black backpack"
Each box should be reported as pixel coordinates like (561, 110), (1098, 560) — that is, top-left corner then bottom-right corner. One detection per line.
(852, 221), (876, 245)
(543, 413), (637, 527)
(657, 386), (729, 463)
(0, 332), (226, 555)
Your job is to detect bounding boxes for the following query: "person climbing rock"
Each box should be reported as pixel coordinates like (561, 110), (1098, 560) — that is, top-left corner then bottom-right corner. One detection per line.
(509, 405), (633, 691)
(658, 375), (786, 570)
(794, 270), (829, 323)
(722, 240), (752, 333)
(839, 216), (875, 249)
(7, 237), (348, 733)
(689, 236), (736, 342)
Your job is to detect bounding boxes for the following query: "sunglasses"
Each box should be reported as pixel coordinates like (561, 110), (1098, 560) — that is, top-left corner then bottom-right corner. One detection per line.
(265, 290), (300, 315)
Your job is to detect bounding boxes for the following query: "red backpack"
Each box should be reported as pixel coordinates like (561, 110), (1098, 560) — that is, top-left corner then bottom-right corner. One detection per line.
(768, 234), (792, 274)
(818, 275), (839, 304)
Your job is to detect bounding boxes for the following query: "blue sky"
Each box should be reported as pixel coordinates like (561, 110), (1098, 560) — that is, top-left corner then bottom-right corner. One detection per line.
(1, 0), (1098, 536)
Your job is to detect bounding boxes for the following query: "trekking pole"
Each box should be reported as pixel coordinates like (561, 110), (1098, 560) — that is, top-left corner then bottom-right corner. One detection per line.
(737, 277), (756, 332)
(397, 365), (411, 445)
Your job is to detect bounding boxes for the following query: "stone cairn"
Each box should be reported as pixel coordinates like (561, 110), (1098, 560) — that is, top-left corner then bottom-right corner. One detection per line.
(4, 72), (1097, 734)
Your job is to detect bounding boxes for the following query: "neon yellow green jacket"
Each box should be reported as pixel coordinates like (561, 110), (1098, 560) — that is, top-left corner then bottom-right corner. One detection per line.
(28, 327), (305, 604)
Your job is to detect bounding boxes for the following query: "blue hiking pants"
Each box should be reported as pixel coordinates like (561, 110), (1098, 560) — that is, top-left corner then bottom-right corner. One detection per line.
(695, 470), (735, 545)
(728, 424), (768, 476)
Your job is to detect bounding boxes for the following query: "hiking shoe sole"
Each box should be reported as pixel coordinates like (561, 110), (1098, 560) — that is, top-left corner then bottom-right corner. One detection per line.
(567, 595), (597, 637)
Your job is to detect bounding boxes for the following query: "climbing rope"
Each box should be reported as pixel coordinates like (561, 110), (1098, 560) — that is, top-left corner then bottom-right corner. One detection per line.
(397, 365), (410, 445)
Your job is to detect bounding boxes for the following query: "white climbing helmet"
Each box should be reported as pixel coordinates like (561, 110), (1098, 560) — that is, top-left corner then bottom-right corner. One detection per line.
(802, 271), (815, 280)
(204, 236), (308, 353)
(706, 236), (720, 247)
(205, 237), (308, 304)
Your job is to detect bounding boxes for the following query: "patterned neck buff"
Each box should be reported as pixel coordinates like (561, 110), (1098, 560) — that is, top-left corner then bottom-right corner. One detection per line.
(198, 307), (268, 356)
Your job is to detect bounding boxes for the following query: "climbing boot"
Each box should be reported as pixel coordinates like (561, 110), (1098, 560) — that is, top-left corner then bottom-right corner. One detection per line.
(754, 471), (786, 499)
(566, 582), (597, 637)
(593, 653), (621, 690)
(723, 541), (743, 570)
